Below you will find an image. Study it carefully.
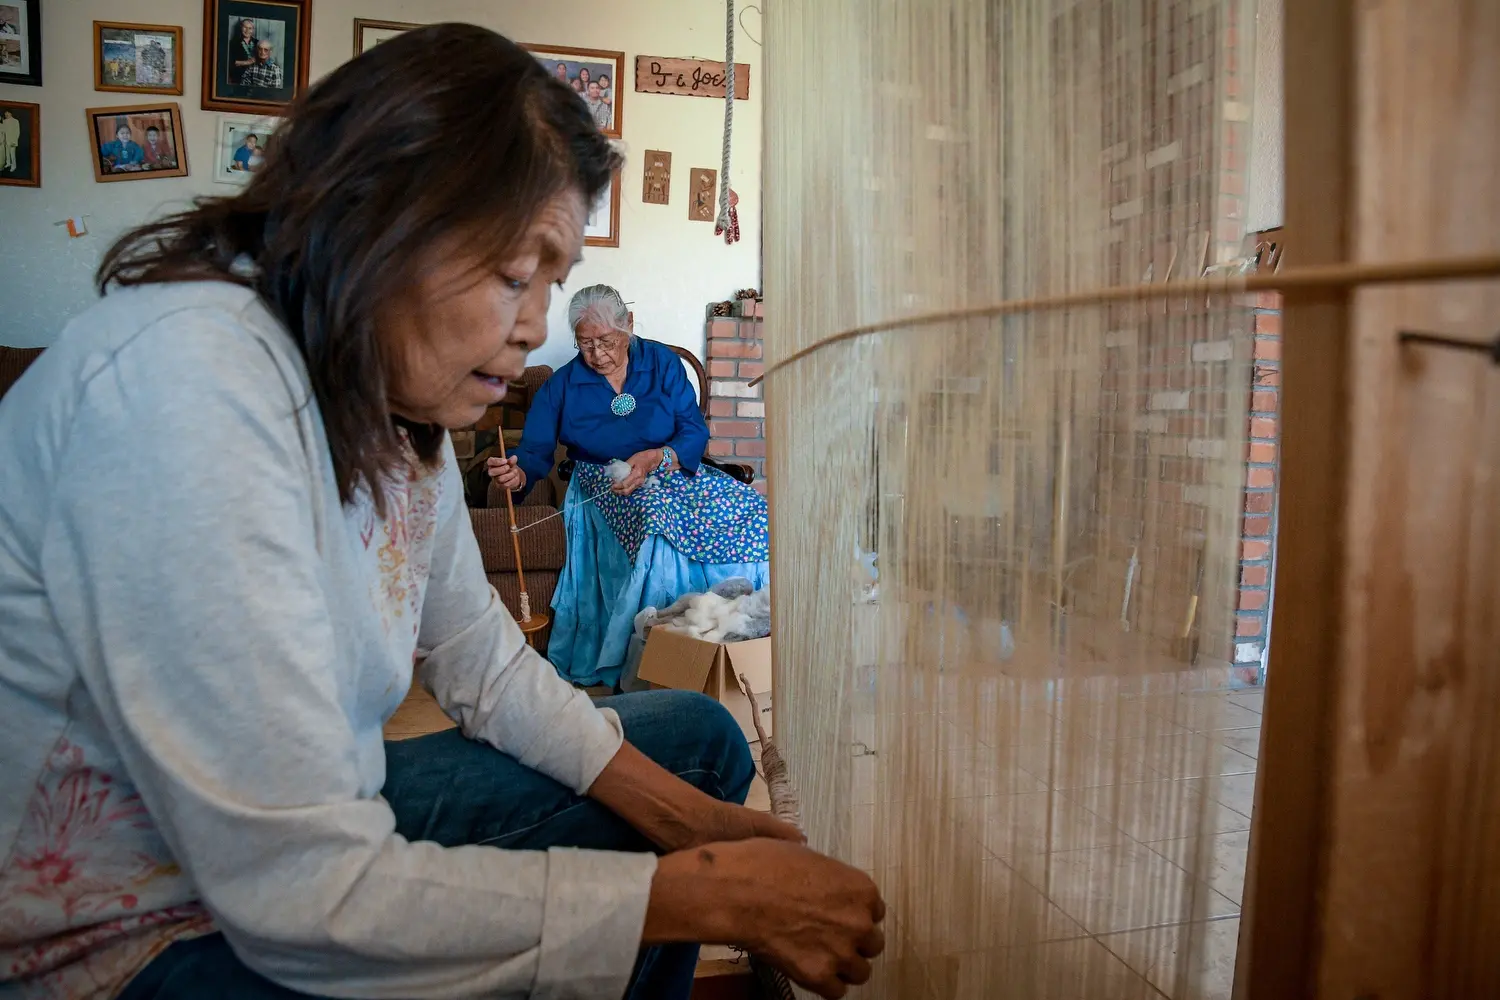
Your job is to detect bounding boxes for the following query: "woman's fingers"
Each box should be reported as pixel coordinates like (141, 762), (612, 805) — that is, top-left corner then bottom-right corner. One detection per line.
(687, 802), (803, 848)
(749, 811), (806, 844)
(839, 953), (872, 986)
(486, 455), (524, 490)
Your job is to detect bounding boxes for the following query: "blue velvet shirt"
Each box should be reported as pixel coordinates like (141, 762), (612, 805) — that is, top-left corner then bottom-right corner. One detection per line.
(514, 338), (709, 491)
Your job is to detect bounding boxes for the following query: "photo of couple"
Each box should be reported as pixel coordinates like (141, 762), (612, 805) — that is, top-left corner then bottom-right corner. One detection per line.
(204, 0), (308, 113)
(0, 101), (38, 187)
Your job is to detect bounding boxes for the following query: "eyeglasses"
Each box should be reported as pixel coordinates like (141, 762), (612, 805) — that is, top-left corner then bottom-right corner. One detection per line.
(575, 335), (622, 354)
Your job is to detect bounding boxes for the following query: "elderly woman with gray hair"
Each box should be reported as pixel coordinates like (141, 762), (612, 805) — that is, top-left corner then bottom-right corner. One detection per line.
(488, 285), (770, 688)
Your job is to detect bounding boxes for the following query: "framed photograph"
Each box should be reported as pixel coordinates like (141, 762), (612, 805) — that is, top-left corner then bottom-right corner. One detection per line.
(95, 21), (184, 95)
(86, 103), (189, 182)
(202, 0), (311, 114)
(352, 18), (419, 56)
(214, 113), (280, 186)
(585, 171), (621, 249)
(523, 45), (624, 137)
(0, 0), (41, 87)
(0, 100), (39, 187)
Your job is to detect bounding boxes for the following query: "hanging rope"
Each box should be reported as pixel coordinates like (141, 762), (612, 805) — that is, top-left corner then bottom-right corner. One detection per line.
(714, 0), (740, 244)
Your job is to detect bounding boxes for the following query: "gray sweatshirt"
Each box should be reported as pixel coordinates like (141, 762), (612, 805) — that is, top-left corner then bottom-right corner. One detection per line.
(0, 282), (656, 999)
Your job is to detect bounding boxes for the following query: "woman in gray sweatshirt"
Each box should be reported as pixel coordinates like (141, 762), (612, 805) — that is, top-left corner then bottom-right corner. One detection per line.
(0, 24), (882, 1000)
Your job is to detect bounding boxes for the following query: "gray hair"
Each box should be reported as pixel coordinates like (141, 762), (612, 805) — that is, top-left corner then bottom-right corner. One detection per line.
(567, 284), (631, 337)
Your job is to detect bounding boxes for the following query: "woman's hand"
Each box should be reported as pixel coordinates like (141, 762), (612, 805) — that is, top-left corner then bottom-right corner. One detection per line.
(612, 449), (664, 495)
(677, 799), (804, 849)
(588, 742), (801, 852)
(646, 838), (885, 998)
(485, 454), (526, 492)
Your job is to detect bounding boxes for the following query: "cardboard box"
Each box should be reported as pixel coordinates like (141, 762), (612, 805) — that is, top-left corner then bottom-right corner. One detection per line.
(634, 629), (773, 744)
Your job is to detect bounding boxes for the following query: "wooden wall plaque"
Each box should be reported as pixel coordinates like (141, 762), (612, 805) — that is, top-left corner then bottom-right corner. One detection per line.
(642, 150), (672, 205)
(688, 168), (717, 222)
(635, 57), (751, 100)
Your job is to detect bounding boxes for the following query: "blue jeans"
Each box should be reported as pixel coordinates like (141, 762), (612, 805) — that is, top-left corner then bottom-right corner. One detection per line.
(118, 690), (754, 1000)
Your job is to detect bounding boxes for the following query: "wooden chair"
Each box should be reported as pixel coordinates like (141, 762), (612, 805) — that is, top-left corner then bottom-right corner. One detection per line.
(661, 342), (757, 485)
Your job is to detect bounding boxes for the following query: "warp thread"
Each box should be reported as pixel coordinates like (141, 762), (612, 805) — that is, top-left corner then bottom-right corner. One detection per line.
(739, 678), (800, 999)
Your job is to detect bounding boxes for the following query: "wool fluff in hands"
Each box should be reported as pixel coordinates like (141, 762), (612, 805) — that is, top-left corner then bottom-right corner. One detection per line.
(606, 458), (659, 491)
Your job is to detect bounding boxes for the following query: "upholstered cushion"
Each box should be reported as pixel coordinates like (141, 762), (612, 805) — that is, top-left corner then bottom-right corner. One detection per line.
(468, 506), (566, 573)
(0, 347), (44, 400)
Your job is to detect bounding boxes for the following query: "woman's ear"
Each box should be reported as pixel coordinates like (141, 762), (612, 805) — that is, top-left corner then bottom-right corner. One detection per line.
(627, 310), (634, 331)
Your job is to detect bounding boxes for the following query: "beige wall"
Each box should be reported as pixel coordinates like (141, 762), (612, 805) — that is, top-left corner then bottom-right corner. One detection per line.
(1246, 0), (1284, 233)
(0, 0), (762, 368)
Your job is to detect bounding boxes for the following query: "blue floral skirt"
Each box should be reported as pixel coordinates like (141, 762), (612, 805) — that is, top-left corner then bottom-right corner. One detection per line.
(546, 465), (771, 688)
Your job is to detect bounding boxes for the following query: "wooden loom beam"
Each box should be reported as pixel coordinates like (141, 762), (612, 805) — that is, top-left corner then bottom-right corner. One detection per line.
(1236, 0), (1350, 993)
(1243, 0), (1500, 997)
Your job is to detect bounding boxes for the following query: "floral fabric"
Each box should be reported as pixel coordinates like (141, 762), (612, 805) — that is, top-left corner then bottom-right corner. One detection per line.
(572, 462), (769, 565)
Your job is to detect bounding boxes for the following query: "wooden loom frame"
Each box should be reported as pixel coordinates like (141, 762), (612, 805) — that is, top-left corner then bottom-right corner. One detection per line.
(1240, 0), (1499, 997)
(754, 0), (1496, 994)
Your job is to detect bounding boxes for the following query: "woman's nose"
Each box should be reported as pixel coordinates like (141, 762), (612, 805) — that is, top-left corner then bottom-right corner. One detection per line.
(513, 315), (547, 351)
(512, 289), (551, 351)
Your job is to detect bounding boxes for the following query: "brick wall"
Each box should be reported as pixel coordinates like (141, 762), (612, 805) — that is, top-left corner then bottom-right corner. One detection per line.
(706, 305), (768, 494)
(1234, 290), (1282, 680)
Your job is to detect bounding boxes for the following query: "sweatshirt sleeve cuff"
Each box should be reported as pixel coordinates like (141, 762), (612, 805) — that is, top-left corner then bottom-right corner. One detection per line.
(532, 848), (658, 1000)
(512, 694), (625, 796)
(573, 705), (626, 793)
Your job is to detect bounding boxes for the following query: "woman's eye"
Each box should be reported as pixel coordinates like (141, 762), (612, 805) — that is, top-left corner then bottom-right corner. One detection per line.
(504, 276), (529, 292)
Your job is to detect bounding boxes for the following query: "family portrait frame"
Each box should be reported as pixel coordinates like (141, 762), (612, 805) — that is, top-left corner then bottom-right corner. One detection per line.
(202, 0), (311, 114)
(585, 169), (622, 249)
(0, 0), (41, 88)
(85, 102), (189, 183)
(0, 100), (39, 187)
(352, 18), (420, 57)
(523, 44), (624, 138)
(213, 112), (280, 186)
(94, 21), (184, 96)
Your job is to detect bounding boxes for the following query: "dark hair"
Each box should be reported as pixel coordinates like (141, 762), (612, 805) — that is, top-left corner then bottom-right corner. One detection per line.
(98, 23), (620, 510)
(146, 126), (159, 134)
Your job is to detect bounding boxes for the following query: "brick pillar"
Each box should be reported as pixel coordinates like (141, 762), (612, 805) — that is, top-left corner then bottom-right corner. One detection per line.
(705, 303), (767, 495)
(1234, 291), (1282, 679)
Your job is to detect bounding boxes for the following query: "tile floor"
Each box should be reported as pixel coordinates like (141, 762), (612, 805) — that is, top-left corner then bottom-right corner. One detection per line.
(855, 683), (1265, 1000)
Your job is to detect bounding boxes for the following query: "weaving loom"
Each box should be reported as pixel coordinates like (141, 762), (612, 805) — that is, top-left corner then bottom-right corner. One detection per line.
(753, 0), (1500, 997)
